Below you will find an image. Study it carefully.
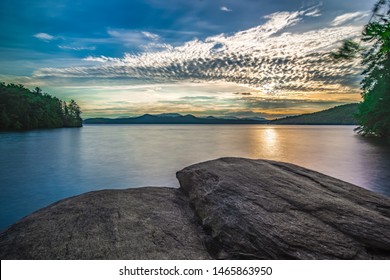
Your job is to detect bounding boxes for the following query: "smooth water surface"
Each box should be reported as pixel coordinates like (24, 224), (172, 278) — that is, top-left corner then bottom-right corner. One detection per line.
(1, 125), (390, 230)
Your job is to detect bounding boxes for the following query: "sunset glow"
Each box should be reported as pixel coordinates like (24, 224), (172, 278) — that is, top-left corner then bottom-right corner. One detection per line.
(0, 0), (375, 118)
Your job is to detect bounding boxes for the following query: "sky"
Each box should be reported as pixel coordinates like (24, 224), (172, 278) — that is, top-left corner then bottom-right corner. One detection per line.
(0, 0), (378, 119)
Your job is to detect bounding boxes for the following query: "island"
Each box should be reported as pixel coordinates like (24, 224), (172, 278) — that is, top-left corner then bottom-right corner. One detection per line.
(0, 158), (389, 259)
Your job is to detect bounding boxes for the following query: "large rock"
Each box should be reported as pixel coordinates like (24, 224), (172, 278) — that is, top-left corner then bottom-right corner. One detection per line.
(177, 157), (390, 259)
(1, 158), (390, 260)
(0, 187), (210, 259)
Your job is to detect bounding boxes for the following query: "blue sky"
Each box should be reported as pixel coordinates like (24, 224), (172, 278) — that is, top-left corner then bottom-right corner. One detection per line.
(0, 0), (377, 118)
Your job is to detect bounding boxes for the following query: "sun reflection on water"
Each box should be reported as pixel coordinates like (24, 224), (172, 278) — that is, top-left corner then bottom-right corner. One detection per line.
(259, 127), (280, 158)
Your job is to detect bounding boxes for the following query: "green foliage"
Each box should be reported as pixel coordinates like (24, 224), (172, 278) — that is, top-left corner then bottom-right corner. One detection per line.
(332, 1), (390, 139)
(0, 82), (82, 130)
(356, 1), (390, 139)
(330, 40), (361, 60)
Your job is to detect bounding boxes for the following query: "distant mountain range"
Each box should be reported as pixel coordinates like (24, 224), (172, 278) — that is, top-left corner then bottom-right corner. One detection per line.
(84, 113), (268, 125)
(270, 103), (359, 125)
(84, 103), (359, 125)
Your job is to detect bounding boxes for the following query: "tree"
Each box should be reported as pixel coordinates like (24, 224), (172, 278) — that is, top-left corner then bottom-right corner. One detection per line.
(33, 87), (42, 95)
(0, 82), (83, 130)
(332, 0), (390, 140)
(66, 99), (82, 127)
(357, 1), (390, 139)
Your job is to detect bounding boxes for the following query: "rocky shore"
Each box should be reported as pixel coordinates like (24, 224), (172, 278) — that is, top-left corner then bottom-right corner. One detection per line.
(1, 158), (389, 259)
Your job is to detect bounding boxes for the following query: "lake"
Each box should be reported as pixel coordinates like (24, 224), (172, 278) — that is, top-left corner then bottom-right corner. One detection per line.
(1, 124), (390, 230)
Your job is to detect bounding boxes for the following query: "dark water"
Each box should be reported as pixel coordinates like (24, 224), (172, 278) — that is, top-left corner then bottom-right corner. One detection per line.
(1, 125), (389, 230)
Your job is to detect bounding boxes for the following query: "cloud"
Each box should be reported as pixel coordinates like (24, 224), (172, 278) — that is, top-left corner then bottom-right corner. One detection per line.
(239, 96), (347, 110)
(83, 56), (121, 63)
(107, 29), (145, 45)
(33, 7), (363, 97)
(305, 8), (321, 17)
(142, 31), (160, 40)
(107, 29), (162, 47)
(220, 6), (232, 12)
(300, 2), (322, 17)
(33, 33), (55, 41)
(331, 11), (369, 26)
(105, 29), (171, 51)
(58, 45), (96, 51)
(216, 110), (267, 118)
(180, 96), (217, 100)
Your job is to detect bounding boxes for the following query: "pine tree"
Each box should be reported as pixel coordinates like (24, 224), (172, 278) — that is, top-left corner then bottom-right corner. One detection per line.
(332, 0), (390, 140)
(356, 1), (390, 138)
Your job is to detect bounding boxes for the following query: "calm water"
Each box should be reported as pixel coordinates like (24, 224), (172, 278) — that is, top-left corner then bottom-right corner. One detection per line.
(1, 125), (390, 230)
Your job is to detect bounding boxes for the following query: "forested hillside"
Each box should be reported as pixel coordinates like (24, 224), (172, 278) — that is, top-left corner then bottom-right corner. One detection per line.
(271, 103), (359, 125)
(0, 82), (82, 130)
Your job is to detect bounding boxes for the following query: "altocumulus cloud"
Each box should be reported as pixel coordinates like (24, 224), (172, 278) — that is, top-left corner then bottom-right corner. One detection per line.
(33, 7), (365, 96)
